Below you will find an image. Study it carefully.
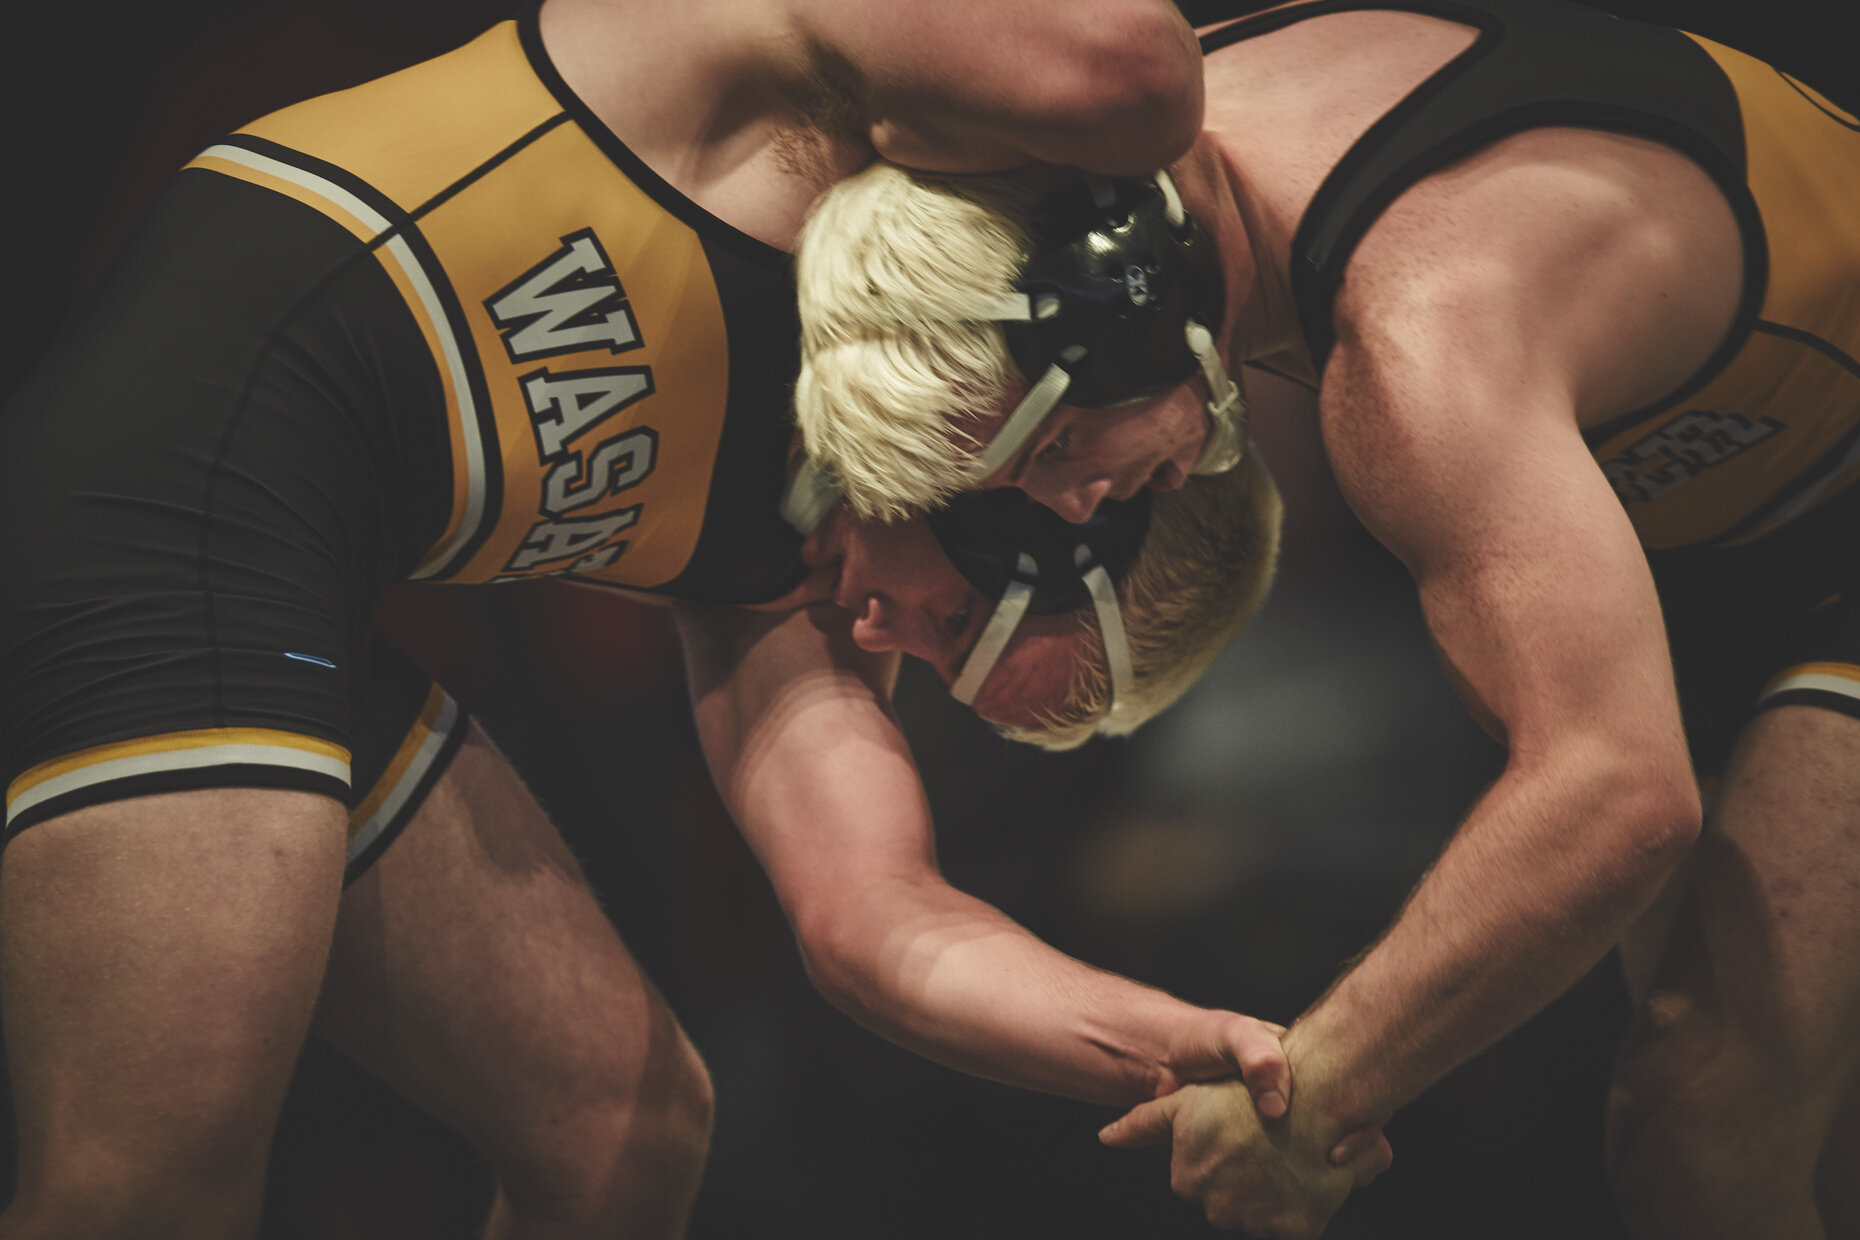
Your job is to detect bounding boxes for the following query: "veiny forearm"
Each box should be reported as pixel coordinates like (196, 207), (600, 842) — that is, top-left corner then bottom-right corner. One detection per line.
(1288, 748), (1698, 1134)
(792, 871), (1213, 1105)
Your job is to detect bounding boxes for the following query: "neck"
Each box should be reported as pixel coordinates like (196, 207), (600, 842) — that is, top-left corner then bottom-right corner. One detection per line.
(1170, 137), (1307, 377)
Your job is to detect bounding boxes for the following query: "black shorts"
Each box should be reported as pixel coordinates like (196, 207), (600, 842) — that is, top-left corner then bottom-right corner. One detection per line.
(0, 170), (460, 874)
(3, 627), (467, 884)
(1649, 478), (1860, 776)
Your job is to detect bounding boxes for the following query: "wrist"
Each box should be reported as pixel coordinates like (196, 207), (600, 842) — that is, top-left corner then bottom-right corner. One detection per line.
(1088, 994), (1220, 1102)
(1283, 1020), (1387, 1138)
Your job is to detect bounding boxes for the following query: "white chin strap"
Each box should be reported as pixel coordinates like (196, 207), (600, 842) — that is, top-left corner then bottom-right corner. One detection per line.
(1186, 321), (1246, 476)
(961, 338), (1080, 484)
(950, 553), (1039, 704)
(949, 546), (1135, 727)
(962, 168), (1247, 485)
(954, 316), (1249, 486)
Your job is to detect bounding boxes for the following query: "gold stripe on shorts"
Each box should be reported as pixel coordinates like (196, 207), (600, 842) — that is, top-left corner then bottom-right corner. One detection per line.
(346, 686), (463, 863)
(6, 729), (351, 826)
(1757, 661), (1860, 704)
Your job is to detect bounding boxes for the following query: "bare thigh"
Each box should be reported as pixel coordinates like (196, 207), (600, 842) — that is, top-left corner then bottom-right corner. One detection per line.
(1670, 707), (1860, 1108)
(0, 789), (348, 1239)
(1612, 706), (1860, 1231)
(311, 724), (710, 1236)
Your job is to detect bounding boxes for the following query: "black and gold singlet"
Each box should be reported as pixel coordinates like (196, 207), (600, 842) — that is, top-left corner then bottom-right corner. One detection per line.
(0, 14), (806, 834)
(196, 15), (806, 594)
(1205, 0), (1860, 551)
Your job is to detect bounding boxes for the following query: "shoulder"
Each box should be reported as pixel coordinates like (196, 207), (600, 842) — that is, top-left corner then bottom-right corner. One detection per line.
(1331, 126), (1746, 431)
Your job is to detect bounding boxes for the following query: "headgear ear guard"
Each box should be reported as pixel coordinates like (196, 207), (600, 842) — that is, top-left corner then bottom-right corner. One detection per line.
(927, 489), (1150, 722)
(968, 170), (1248, 484)
(1000, 175), (1223, 407)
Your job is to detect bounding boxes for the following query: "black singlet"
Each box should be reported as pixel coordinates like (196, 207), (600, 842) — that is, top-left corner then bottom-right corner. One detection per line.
(0, 14), (809, 837)
(1202, 0), (1860, 769)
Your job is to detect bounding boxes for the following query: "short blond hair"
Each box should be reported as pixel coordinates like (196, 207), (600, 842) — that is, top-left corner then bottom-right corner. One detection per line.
(795, 161), (1056, 521)
(1002, 451), (1282, 750)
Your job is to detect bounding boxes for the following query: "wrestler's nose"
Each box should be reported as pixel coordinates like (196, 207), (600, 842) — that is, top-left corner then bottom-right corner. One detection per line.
(1050, 476), (1115, 524)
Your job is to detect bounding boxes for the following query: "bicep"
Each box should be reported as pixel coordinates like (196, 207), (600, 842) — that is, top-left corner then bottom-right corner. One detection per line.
(1319, 351), (1682, 768)
(1312, 164), (1731, 769)
(674, 603), (937, 910)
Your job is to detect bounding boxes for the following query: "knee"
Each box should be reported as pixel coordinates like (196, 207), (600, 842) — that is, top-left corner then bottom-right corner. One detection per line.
(1609, 988), (1717, 1122)
(1607, 990), (1821, 1236)
(495, 1018), (714, 1225)
(625, 1021), (716, 1174)
(1608, 991), (1734, 1194)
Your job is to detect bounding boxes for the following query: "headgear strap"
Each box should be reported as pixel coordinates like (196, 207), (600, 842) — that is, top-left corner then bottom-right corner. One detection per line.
(965, 169), (1249, 484)
(947, 545), (1136, 718)
(949, 553), (1039, 704)
(931, 489), (1148, 717)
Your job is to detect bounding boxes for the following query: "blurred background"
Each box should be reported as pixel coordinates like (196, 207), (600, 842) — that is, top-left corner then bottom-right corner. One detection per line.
(1, 2), (1847, 1235)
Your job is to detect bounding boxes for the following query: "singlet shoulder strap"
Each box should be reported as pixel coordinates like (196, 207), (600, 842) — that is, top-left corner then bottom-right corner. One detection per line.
(1199, 0), (1387, 56)
(1271, 0), (1754, 370)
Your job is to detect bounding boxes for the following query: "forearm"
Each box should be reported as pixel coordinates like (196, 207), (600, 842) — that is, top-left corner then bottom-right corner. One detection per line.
(1288, 755), (1698, 1134)
(680, 603), (1244, 1107)
(794, 875), (1215, 1105)
(742, 698), (1232, 1107)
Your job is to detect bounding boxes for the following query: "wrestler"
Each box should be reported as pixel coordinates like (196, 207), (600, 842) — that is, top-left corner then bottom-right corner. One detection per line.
(792, 1), (1860, 1234)
(0, 2), (1292, 1237)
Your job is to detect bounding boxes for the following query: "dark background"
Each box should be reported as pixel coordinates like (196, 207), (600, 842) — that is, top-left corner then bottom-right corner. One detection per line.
(1, 2), (1849, 1236)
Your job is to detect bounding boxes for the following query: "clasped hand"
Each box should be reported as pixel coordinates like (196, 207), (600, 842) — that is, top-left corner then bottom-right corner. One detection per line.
(1106, 1015), (1392, 1238)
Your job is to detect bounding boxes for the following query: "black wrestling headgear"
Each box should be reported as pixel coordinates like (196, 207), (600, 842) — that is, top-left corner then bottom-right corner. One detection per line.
(928, 489), (1150, 710)
(1002, 176), (1226, 409)
(968, 170), (1248, 484)
(927, 489), (1151, 615)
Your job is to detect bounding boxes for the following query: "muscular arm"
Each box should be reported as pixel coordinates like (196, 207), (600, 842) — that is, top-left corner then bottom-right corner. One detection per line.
(1290, 361), (1699, 1136)
(791, 0), (1205, 173)
(1284, 132), (1740, 1140)
(675, 602), (1285, 1106)
(1103, 131), (1738, 1232)
(1102, 311), (1701, 1228)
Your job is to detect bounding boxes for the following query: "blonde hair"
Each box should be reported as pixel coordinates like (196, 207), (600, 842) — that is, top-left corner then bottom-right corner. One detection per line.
(1003, 451), (1282, 750)
(795, 161), (1056, 521)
